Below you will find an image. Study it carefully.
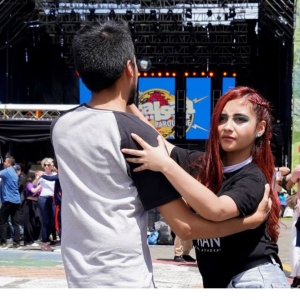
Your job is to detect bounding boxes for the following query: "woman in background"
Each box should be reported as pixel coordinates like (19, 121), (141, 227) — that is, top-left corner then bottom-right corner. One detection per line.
(23, 170), (42, 247)
(33, 158), (57, 251)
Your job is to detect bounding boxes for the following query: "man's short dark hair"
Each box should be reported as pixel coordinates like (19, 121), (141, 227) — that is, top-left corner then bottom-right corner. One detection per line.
(73, 20), (135, 93)
(6, 157), (15, 166)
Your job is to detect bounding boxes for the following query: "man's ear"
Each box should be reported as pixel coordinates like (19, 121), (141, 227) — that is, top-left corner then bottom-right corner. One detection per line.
(125, 60), (134, 78)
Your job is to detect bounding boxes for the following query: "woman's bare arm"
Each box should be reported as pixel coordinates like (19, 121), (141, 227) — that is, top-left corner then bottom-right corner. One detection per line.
(123, 134), (243, 221)
(158, 184), (271, 240)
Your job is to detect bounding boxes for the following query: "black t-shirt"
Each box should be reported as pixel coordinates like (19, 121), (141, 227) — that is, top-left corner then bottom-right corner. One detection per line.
(171, 146), (281, 288)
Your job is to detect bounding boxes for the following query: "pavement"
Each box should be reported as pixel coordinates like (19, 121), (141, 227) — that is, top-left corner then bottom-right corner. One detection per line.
(0, 219), (295, 289)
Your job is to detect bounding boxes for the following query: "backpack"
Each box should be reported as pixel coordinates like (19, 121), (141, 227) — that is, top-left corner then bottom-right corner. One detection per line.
(157, 223), (173, 245)
(147, 230), (159, 245)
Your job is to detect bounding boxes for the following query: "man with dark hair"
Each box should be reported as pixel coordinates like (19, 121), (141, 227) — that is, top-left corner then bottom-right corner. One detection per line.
(6, 164), (26, 241)
(0, 157), (22, 249)
(51, 20), (270, 288)
(14, 164), (26, 203)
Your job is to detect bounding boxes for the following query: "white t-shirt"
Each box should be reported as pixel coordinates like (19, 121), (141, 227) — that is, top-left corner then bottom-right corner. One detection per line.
(51, 104), (180, 288)
(38, 172), (56, 196)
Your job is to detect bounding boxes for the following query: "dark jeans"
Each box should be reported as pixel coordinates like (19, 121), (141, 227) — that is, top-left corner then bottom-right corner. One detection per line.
(38, 196), (54, 243)
(0, 201), (21, 245)
(280, 205), (286, 217)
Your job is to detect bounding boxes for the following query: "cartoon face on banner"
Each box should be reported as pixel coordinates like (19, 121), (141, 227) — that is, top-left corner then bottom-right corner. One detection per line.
(138, 89), (176, 139)
(138, 89), (198, 139)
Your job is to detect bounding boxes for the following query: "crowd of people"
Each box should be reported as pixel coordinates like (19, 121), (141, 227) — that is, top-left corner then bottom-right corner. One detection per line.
(0, 156), (61, 252)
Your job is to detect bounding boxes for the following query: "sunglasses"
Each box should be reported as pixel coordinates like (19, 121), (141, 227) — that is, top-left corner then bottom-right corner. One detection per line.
(44, 164), (51, 167)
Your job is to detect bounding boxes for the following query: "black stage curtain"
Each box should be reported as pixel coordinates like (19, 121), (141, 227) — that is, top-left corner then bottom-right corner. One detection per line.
(0, 120), (54, 170)
(0, 120), (51, 143)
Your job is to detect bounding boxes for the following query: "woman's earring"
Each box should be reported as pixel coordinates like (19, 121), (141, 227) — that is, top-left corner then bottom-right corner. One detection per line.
(256, 133), (261, 138)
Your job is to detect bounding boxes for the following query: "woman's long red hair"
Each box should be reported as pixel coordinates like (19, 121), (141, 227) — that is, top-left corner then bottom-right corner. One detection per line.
(194, 86), (280, 242)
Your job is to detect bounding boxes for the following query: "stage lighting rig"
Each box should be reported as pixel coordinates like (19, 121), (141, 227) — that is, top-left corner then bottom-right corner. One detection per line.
(229, 8), (236, 19)
(88, 9), (97, 22)
(206, 23), (213, 30)
(70, 10), (77, 22)
(186, 22), (193, 32)
(128, 21), (135, 33)
(150, 10), (157, 21)
(126, 10), (133, 21)
(48, 9), (56, 22)
(185, 8), (192, 19)
(137, 58), (152, 71)
(152, 22), (160, 33)
(109, 9), (116, 20)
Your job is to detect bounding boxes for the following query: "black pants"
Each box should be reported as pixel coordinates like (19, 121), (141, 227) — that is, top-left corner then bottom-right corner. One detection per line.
(23, 199), (42, 245)
(0, 201), (21, 245)
(280, 205), (286, 217)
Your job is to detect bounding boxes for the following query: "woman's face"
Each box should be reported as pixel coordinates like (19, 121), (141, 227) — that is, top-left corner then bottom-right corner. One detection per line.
(43, 161), (53, 172)
(217, 98), (265, 165)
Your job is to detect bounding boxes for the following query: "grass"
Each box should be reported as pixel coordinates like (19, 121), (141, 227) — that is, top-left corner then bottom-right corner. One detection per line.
(280, 217), (293, 221)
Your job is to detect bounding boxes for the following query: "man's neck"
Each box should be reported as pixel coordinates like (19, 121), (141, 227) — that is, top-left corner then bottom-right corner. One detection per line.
(87, 90), (127, 112)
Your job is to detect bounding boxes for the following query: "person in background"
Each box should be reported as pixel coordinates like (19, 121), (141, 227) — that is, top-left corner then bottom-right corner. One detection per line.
(33, 157), (57, 251)
(278, 190), (287, 218)
(0, 157), (21, 249)
(286, 166), (300, 288)
(23, 170), (42, 247)
(14, 164), (26, 237)
(173, 198), (196, 263)
(173, 235), (196, 263)
(7, 164), (26, 242)
(275, 166), (291, 192)
(36, 167), (61, 246)
(14, 164), (26, 203)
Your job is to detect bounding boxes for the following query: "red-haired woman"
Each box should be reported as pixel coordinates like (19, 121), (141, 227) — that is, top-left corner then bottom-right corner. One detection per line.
(122, 86), (290, 288)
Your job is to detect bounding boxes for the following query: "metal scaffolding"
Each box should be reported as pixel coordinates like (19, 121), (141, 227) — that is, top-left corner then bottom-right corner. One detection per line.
(0, 104), (76, 120)
(31, 1), (259, 66)
(260, 0), (294, 42)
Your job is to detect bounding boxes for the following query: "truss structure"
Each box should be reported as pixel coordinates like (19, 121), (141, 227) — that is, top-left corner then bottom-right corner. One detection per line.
(260, 0), (294, 42)
(34, 0), (260, 9)
(0, 104), (76, 120)
(29, 0), (261, 66)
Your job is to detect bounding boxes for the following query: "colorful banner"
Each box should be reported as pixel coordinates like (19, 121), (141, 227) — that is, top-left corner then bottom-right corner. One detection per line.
(222, 77), (236, 95)
(138, 77), (176, 139)
(79, 78), (91, 104)
(185, 78), (211, 140)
